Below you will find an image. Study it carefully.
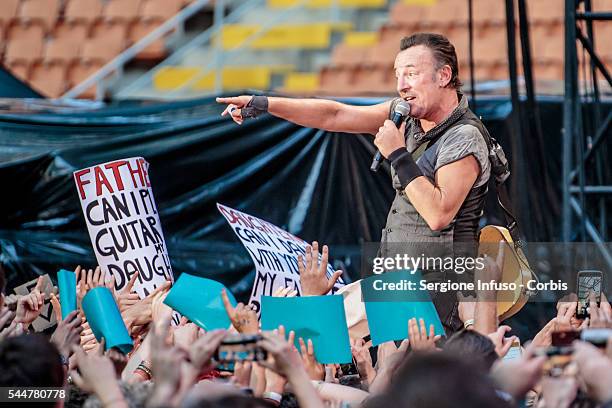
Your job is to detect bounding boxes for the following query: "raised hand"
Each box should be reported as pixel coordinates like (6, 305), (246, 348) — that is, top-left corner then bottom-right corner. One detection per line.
(50, 310), (83, 358)
(15, 276), (45, 326)
(555, 292), (582, 330)
(299, 337), (325, 380)
(109, 271), (141, 313)
(122, 281), (171, 332)
(189, 328), (227, 371)
(487, 325), (517, 358)
(272, 286), (298, 298)
(86, 266), (104, 289)
(75, 266), (87, 309)
(216, 95), (254, 125)
(530, 318), (556, 347)
(259, 327), (325, 408)
(233, 361), (253, 388)
(222, 288), (259, 334)
(258, 331), (304, 377)
(0, 306), (21, 341)
(49, 292), (62, 323)
(350, 338), (376, 385)
(298, 242), (342, 296)
(491, 343), (546, 399)
(587, 292), (612, 328)
(408, 318), (442, 352)
(573, 340), (612, 403)
(80, 321), (99, 354)
(172, 317), (199, 351)
(70, 339), (127, 407)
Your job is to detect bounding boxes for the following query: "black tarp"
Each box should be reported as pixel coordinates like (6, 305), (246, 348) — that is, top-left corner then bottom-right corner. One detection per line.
(0, 94), (609, 338)
(0, 67), (43, 99)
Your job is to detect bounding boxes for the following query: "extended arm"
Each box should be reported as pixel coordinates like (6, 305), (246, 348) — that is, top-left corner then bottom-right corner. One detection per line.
(217, 95), (391, 135)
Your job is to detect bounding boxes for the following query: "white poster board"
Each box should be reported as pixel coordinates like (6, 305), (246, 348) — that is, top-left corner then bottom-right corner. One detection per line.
(218, 203), (344, 312)
(74, 157), (173, 297)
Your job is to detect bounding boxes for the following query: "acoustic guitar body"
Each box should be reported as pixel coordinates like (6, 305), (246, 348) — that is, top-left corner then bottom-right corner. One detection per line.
(478, 225), (535, 321)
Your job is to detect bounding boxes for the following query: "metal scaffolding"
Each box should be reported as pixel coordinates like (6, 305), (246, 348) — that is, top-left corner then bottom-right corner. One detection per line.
(562, 0), (612, 265)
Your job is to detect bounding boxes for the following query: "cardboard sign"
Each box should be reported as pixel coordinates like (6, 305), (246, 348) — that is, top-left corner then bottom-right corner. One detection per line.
(261, 295), (352, 364)
(57, 269), (77, 319)
(82, 287), (133, 354)
(74, 157), (174, 298)
(164, 273), (237, 330)
(217, 203), (344, 313)
(13, 274), (56, 332)
(361, 271), (445, 346)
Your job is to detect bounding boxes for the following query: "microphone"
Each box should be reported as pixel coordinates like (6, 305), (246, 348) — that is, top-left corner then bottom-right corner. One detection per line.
(370, 101), (411, 172)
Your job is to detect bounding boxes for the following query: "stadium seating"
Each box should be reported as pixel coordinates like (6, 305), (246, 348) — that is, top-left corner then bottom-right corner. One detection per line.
(0, 0), (189, 98)
(313, 0), (573, 95)
(0, 0), (602, 98)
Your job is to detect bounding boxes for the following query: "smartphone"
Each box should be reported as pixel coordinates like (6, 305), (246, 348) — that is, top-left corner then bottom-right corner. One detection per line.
(339, 358), (360, 376)
(215, 334), (267, 362)
(503, 339), (521, 361)
(576, 270), (603, 319)
(538, 346), (573, 377)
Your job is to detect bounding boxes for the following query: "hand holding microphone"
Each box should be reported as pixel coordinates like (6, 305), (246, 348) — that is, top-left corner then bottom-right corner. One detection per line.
(372, 101), (424, 189)
(370, 101), (411, 172)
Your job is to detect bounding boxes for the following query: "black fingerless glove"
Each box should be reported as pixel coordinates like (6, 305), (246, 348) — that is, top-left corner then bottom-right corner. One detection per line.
(241, 95), (269, 118)
(389, 147), (423, 190)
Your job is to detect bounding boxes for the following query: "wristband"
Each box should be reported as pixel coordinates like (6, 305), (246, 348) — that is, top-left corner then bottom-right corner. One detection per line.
(263, 391), (282, 403)
(135, 362), (153, 379)
(389, 148), (423, 190)
(241, 95), (269, 118)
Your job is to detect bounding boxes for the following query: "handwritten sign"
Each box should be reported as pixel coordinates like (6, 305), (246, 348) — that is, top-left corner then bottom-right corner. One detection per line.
(74, 157), (173, 298)
(218, 203), (344, 313)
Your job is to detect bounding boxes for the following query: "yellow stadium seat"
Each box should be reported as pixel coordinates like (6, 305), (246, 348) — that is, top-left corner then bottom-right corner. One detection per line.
(192, 71), (215, 90)
(268, 0), (386, 8)
(191, 67), (272, 90)
(220, 23), (352, 50)
(283, 72), (319, 92)
(154, 65), (295, 91)
(343, 31), (378, 46)
(401, 0), (437, 5)
(153, 67), (200, 90)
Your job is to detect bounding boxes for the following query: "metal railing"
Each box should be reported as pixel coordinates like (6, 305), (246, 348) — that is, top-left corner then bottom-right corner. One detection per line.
(117, 0), (341, 99)
(61, 0), (213, 100)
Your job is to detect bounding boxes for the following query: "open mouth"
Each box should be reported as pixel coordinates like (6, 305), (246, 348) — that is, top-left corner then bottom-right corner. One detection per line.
(403, 96), (416, 102)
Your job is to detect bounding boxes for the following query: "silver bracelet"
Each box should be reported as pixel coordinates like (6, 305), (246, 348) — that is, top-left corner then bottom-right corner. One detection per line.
(463, 319), (475, 329)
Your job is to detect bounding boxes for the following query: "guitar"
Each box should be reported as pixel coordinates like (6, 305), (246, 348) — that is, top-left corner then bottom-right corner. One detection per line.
(478, 225), (537, 321)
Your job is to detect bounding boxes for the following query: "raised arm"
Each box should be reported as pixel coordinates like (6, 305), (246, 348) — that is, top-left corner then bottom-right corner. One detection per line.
(216, 95), (391, 136)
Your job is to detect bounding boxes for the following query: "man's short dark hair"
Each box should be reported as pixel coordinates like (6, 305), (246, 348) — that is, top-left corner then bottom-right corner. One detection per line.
(400, 32), (462, 90)
(376, 352), (509, 408)
(0, 334), (64, 388)
(443, 329), (499, 372)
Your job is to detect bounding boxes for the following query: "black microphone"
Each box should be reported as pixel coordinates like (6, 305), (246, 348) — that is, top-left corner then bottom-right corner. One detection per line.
(370, 101), (411, 172)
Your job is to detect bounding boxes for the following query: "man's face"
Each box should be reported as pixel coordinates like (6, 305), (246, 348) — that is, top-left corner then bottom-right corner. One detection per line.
(394, 45), (444, 120)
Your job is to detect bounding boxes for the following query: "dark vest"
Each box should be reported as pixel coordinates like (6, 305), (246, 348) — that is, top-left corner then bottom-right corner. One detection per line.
(380, 97), (490, 259)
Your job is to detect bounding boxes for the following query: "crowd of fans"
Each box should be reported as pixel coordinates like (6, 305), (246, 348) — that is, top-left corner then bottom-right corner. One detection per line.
(0, 242), (611, 408)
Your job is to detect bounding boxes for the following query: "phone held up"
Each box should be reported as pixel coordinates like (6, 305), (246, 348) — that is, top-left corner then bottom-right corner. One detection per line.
(576, 270), (603, 319)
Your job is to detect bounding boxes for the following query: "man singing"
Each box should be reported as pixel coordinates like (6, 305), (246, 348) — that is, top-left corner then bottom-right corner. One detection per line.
(217, 33), (492, 332)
